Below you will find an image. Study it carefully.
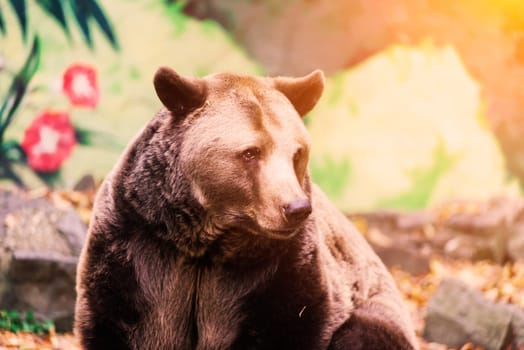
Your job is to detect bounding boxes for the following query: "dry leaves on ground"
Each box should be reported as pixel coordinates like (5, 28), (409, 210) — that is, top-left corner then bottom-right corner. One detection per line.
(393, 258), (524, 350)
(0, 329), (79, 350)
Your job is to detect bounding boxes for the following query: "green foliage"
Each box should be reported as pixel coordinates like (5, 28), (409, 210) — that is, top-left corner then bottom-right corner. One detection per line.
(0, 0), (119, 49)
(0, 35), (40, 187)
(0, 36), (41, 144)
(0, 310), (54, 334)
(165, 0), (189, 34)
(0, 0), (119, 188)
(75, 126), (125, 149)
(35, 0), (69, 36)
(7, 0), (28, 40)
(377, 140), (459, 210)
(311, 156), (351, 200)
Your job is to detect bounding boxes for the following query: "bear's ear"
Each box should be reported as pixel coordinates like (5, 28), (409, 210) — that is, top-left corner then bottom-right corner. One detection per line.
(154, 67), (207, 116)
(273, 70), (325, 117)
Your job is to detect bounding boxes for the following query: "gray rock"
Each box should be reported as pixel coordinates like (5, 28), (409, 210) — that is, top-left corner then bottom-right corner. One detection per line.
(370, 243), (430, 275)
(57, 209), (88, 256)
(5, 250), (78, 331)
(423, 278), (521, 350)
(443, 230), (507, 263)
(503, 304), (524, 346)
(396, 211), (436, 231)
(0, 190), (87, 332)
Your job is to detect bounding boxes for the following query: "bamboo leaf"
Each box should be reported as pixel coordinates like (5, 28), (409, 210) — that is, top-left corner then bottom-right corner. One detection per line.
(8, 0), (27, 41)
(89, 0), (119, 50)
(75, 126), (124, 149)
(35, 0), (70, 38)
(0, 36), (41, 141)
(69, 0), (93, 49)
(0, 4), (6, 35)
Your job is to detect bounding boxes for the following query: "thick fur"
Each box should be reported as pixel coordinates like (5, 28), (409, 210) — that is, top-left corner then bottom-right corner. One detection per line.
(74, 68), (418, 350)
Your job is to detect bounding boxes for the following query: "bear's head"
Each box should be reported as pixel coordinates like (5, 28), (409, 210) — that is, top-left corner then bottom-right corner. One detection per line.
(153, 68), (324, 242)
(118, 67), (324, 258)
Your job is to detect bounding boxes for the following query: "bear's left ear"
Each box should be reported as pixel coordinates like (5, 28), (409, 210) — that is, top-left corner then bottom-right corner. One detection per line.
(154, 67), (207, 116)
(273, 70), (325, 117)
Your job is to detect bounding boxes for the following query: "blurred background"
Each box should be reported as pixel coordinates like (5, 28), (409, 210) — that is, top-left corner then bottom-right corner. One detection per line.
(1, 1), (524, 349)
(2, 0), (524, 211)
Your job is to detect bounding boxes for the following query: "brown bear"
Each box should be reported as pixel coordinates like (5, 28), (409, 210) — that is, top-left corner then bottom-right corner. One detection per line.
(74, 67), (419, 350)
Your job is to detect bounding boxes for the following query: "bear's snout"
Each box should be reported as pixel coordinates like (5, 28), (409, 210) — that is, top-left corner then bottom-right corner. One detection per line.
(282, 198), (312, 227)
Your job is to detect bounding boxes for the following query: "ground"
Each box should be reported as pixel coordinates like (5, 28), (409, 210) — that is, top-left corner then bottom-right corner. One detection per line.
(0, 189), (522, 350)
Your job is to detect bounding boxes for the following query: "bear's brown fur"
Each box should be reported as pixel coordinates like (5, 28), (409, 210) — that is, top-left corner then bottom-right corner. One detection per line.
(74, 67), (419, 350)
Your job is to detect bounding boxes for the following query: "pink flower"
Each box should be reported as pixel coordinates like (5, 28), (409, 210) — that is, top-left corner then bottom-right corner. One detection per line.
(21, 110), (77, 172)
(62, 63), (100, 108)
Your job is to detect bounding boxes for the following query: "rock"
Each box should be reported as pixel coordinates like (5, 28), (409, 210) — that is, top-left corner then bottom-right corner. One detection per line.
(423, 278), (521, 350)
(57, 209), (87, 256)
(351, 197), (524, 264)
(6, 250), (78, 331)
(73, 174), (97, 192)
(0, 190), (87, 332)
(443, 203), (510, 263)
(507, 220), (524, 261)
(370, 243), (430, 275)
(442, 230), (507, 263)
(503, 304), (524, 346)
(396, 211), (436, 231)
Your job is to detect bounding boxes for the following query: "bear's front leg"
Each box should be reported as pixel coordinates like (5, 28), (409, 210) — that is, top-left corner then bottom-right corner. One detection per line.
(75, 240), (139, 350)
(76, 317), (131, 350)
(327, 307), (417, 350)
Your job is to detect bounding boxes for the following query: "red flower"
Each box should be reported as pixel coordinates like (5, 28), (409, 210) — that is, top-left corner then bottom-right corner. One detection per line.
(62, 63), (100, 108)
(21, 111), (77, 173)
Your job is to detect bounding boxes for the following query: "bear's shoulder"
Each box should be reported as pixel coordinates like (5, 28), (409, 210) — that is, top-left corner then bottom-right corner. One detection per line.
(311, 185), (418, 349)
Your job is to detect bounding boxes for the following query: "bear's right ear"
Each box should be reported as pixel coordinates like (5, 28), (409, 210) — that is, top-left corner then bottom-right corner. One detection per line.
(273, 70), (325, 117)
(154, 67), (207, 116)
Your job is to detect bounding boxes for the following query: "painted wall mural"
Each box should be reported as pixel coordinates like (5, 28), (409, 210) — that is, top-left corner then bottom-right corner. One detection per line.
(308, 43), (519, 212)
(1, 0), (261, 188)
(0, 0), (520, 212)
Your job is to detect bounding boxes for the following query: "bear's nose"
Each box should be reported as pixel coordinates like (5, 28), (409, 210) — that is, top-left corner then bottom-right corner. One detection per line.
(282, 198), (312, 226)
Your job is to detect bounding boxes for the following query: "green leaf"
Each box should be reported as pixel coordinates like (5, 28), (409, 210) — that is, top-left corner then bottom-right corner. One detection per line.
(35, 0), (70, 38)
(68, 0), (119, 50)
(0, 309), (54, 334)
(0, 4), (6, 35)
(75, 126), (124, 149)
(69, 0), (93, 48)
(89, 0), (119, 50)
(21, 321), (30, 332)
(165, 0), (189, 34)
(25, 311), (35, 322)
(0, 35), (41, 142)
(8, 0), (27, 41)
(7, 310), (19, 320)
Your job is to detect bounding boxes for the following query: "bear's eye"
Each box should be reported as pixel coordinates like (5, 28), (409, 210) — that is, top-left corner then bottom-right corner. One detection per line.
(242, 147), (261, 161)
